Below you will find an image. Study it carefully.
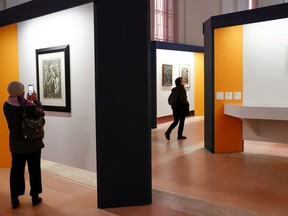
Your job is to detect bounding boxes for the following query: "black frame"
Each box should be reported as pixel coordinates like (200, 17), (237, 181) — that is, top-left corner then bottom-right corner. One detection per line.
(36, 45), (71, 112)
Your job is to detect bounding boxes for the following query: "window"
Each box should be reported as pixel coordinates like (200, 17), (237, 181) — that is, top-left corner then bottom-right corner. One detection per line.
(152, 0), (174, 42)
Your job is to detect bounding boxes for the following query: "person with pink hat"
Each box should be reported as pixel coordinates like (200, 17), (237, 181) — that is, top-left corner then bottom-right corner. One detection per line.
(3, 81), (45, 209)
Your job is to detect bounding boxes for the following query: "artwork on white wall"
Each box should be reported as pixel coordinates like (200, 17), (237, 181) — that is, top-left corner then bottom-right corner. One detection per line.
(36, 45), (71, 112)
(179, 64), (190, 87)
(162, 64), (173, 86)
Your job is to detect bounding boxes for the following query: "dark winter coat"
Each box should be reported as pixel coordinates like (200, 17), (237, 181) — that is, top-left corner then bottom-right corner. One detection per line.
(3, 96), (45, 154)
(171, 86), (190, 115)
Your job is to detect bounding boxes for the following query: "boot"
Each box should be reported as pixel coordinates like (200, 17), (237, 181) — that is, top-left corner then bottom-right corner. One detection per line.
(177, 135), (187, 140)
(32, 195), (42, 206)
(11, 197), (20, 209)
(165, 131), (171, 140)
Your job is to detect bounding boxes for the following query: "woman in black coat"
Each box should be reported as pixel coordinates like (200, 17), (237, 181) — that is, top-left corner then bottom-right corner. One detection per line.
(3, 81), (45, 209)
(165, 77), (190, 140)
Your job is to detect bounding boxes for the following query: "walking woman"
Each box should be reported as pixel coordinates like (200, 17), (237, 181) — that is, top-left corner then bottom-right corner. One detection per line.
(165, 77), (190, 140)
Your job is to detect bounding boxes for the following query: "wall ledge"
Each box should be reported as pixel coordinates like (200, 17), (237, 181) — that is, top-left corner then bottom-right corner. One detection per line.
(224, 104), (288, 121)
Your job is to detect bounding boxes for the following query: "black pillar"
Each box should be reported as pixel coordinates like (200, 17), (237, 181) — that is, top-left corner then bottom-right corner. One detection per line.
(150, 41), (157, 129)
(203, 19), (215, 153)
(95, 0), (152, 208)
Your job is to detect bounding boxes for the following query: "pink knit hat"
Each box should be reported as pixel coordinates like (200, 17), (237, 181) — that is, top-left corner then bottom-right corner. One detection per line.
(7, 81), (25, 97)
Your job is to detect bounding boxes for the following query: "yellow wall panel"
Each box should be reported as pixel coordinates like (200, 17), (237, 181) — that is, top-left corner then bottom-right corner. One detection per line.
(214, 25), (243, 153)
(0, 24), (19, 167)
(194, 52), (204, 116)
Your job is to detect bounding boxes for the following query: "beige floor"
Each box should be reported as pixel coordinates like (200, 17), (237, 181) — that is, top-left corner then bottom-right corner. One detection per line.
(152, 116), (288, 216)
(1, 116), (288, 215)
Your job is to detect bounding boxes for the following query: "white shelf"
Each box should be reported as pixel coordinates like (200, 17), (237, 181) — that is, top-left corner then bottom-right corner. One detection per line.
(224, 104), (288, 121)
(224, 104), (288, 140)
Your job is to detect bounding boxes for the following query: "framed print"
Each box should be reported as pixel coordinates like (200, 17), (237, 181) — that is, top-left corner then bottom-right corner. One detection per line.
(36, 45), (71, 112)
(162, 64), (173, 86)
(179, 64), (190, 87)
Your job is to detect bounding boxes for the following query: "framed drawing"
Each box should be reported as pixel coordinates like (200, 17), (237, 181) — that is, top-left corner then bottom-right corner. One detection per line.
(36, 45), (71, 112)
(162, 64), (173, 86)
(179, 64), (190, 87)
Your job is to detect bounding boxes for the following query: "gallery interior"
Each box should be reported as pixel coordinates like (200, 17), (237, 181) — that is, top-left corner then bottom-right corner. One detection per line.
(0, 0), (288, 215)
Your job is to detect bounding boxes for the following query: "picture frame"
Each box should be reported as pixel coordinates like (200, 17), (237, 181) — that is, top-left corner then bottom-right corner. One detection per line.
(36, 45), (71, 112)
(179, 64), (190, 87)
(162, 64), (173, 86)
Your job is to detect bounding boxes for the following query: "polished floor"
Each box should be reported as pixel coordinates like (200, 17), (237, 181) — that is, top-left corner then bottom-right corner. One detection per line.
(1, 116), (288, 215)
(152, 117), (288, 215)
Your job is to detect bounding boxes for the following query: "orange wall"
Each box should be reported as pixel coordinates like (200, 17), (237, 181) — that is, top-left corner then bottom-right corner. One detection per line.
(214, 25), (243, 153)
(0, 24), (19, 167)
(194, 52), (204, 116)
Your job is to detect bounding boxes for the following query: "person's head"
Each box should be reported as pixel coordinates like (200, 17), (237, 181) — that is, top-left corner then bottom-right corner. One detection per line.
(175, 77), (184, 87)
(7, 81), (25, 97)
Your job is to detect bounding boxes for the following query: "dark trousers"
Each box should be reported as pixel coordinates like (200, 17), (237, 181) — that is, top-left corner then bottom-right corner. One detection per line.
(167, 108), (186, 136)
(10, 151), (42, 199)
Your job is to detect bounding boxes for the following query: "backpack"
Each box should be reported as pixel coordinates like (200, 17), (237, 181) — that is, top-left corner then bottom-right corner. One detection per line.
(168, 89), (178, 106)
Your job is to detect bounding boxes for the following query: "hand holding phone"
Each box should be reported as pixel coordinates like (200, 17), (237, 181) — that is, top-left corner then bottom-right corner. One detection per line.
(28, 84), (34, 95)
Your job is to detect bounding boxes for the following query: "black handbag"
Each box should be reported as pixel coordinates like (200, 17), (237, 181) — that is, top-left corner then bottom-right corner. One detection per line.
(22, 103), (45, 139)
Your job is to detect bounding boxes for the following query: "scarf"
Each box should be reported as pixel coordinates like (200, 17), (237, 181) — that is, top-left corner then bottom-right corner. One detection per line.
(7, 96), (34, 106)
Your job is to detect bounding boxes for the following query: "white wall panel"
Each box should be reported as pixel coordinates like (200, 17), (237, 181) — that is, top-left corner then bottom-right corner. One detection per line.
(17, 3), (96, 171)
(243, 18), (288, 107)
(176, 0), (221, 46)
(6, 0), (31, 8)
(156, 49), (195, 117)
(221, 0), (236, 14)
(258, 0), (284, 7)
(0, 1), (4, 10)
(236, 0), (249, 11)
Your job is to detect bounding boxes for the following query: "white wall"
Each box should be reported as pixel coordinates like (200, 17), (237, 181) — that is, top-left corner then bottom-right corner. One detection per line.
(221, 0), (236, 14)
(156, 49), (194, 117)
(176, 0), (221, 46)
(236, 0), (249, 11)
(221, 0), (250, 13)
(6, 0), (31, 8)
(258, 0), (284, 7)
(175, 0), (288, 46)
(0, 0), (31, 10)
(243, 18), (288, 107)
(17, 3), (96, 171)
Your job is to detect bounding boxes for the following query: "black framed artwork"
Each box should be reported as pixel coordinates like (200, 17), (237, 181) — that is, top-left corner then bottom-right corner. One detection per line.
(36, 45), (71, 112)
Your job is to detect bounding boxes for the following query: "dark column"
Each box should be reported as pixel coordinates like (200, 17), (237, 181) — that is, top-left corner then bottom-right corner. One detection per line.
(150, 41), (157, 129)
(203, 19), (215, 153)
(95, 0), (152, 208)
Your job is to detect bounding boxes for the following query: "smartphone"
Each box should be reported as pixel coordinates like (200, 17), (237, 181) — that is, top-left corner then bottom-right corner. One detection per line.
(28, 84), (34, 95)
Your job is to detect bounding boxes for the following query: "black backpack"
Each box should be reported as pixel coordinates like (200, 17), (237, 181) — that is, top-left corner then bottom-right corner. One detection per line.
(168, 89), (178, 106)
